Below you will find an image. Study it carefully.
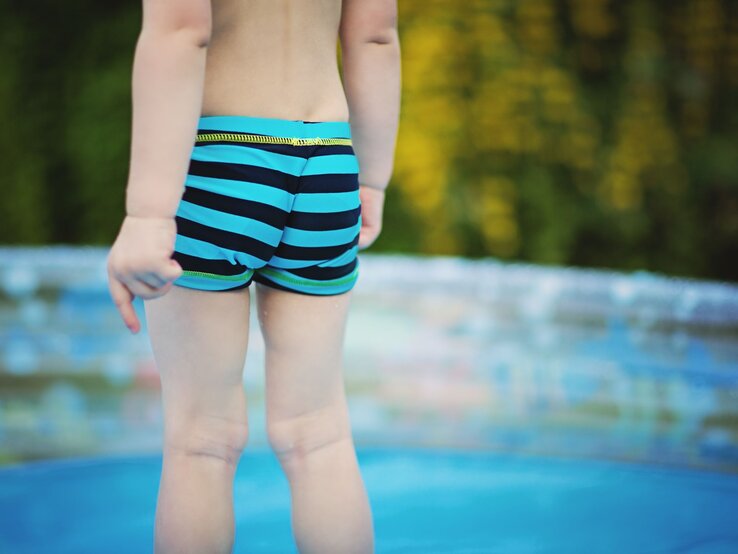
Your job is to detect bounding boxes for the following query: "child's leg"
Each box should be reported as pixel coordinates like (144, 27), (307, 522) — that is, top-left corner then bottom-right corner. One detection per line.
(144, 284), (252, 554)
(255, 283), (374, 554)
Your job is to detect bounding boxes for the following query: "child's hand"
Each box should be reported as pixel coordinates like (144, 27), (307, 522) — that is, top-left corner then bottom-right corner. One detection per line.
(357, 185), (385, 250)
(106, 215), (183, 334)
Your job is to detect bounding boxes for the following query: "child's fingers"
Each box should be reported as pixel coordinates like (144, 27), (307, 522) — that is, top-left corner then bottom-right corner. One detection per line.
(107, 273), (140, 333)
(138, 259), (183, 289)
(358, 226), (378, 250)
(119, 257), (179, 289)
(137, 272), (168, 289)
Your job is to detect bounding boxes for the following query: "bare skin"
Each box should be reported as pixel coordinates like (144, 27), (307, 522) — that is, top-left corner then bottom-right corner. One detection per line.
(202, 0), (350, 121)
(106, 0), (400, 553)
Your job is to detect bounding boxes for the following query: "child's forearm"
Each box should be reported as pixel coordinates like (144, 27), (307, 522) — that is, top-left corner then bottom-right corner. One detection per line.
(341, 33), (401, 192)
(125, 28), (209, 219)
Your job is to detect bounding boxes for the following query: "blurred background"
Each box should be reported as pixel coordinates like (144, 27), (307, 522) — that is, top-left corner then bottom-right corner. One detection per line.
(2, 0), (738, 279)
(1, 0), (738, 552)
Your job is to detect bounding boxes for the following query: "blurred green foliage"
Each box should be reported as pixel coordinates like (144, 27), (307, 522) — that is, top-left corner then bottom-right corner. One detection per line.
(1, 0), (736, 281)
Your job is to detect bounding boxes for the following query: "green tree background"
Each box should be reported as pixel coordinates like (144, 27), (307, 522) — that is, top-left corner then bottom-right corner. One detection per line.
(1, 0), (736, 281)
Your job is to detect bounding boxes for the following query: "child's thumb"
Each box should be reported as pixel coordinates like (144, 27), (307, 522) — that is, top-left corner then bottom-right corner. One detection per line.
(166, 259), (183, 279)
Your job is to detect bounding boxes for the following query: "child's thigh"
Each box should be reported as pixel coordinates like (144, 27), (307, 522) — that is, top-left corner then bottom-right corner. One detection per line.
(255, 283), (355, 449)
(143, 285), (252, 440)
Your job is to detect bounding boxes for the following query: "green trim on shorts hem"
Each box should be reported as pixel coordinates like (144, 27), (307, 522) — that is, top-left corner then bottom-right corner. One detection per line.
(181, 269), (255, 281)
(258, 266), (359, 287)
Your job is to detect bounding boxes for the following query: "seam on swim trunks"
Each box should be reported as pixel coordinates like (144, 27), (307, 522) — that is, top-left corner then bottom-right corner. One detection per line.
(196, 132), (352, 147)
(259, 266), (359, 287)
(181, 268), (255, 281)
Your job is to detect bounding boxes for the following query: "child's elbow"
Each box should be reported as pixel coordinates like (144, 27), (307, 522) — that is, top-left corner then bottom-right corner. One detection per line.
(191, 25), (211, 48)
(339, 0), (397, 46)
(141, 0), (212, 47)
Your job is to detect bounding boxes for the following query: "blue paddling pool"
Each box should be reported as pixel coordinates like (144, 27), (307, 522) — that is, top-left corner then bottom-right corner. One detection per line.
(1, 447), (737, 553)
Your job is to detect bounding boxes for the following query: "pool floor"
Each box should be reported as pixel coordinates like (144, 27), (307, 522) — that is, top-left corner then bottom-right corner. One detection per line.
(1, 447), (737, 553)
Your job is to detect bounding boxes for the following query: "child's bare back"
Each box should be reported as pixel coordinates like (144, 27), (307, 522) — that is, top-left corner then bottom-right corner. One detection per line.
(203, 0), (349, 121)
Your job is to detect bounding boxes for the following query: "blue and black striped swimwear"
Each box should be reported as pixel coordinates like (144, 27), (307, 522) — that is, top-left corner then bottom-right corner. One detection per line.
(170, 114), (362, 295)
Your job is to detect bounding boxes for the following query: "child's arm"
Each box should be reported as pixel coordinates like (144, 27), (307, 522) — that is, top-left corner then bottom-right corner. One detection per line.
(339, 0), (401, 193)
(125, 0), (212, 218)
(107, 0), (212, 334)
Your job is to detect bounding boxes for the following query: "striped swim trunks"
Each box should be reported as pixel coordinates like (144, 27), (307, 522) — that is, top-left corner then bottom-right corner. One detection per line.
(170, 114), (362, 295)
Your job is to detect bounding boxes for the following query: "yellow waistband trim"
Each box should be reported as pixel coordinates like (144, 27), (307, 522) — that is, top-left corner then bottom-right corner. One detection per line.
(196, 132), (352, 146)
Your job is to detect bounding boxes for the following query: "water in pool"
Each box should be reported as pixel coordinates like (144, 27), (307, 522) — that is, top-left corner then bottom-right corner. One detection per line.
(1, 447), (737, 553)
